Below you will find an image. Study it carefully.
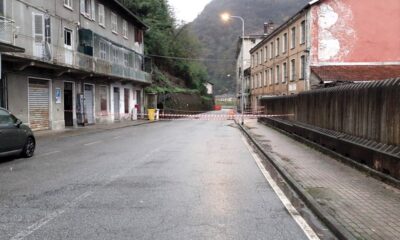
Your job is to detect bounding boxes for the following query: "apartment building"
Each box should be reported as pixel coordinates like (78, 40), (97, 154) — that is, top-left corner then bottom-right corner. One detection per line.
(250, 10), (308, 110)
(250, 0), (400, 111)
(0, 0), (151, 131)
(235, 32), (266, 112)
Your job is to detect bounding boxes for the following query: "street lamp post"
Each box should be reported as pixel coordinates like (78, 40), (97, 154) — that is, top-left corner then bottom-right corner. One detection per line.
(221, 13), (245, 125)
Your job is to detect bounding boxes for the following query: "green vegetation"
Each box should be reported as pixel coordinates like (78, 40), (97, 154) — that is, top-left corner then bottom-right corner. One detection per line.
(119, 0), (209, 95)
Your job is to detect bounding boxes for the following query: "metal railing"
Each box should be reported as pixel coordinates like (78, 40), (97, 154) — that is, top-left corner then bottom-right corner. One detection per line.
(0, 17), (16, 44)
(4, 34), (151, 83)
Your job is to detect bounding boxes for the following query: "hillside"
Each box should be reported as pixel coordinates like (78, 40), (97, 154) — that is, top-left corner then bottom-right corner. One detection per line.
(189, 0), (309, 94)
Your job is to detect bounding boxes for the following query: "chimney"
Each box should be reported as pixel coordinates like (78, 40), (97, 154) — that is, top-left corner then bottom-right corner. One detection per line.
(264, 21), (274, 35)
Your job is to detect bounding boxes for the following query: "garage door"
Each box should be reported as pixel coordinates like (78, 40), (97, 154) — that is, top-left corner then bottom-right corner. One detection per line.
(29, 79), (50, 130)
(84, 84), (95, 124)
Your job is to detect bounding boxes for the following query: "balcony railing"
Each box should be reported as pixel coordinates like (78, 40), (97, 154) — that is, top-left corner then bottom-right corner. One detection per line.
(0, 17), (16, 45)
(5, 34), (151, 84)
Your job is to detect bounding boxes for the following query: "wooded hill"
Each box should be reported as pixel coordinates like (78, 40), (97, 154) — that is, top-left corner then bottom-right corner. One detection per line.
(119, 0), (209, 96)
(189, 0), (309, 94)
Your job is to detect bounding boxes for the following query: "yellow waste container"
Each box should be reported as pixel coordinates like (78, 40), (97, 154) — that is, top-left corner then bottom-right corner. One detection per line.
(148, 109), (156, 121)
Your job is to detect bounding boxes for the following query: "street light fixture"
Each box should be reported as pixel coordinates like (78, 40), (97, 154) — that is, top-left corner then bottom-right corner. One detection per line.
(220, 13), (245, 125)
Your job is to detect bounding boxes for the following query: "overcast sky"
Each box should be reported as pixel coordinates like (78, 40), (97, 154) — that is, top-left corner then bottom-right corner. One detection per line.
(168, 0), (212, 23)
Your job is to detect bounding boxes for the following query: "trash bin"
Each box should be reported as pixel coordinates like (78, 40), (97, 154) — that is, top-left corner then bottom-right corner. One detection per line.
(148, 109), (156, 121)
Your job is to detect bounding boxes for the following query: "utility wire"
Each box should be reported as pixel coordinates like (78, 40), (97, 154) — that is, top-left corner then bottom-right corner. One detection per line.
(147, 54), (236, 62)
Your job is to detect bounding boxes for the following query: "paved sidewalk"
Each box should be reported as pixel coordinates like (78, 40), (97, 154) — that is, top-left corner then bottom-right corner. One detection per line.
(34, 119), (154, 141)
(245, 119), (400, 240)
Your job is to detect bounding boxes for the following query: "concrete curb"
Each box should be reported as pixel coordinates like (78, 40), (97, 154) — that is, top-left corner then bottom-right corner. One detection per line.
(259, 119), (400, 190)
(237, 122), (356, 240)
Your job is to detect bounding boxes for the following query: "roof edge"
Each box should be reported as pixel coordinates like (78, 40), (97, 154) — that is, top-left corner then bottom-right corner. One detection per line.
(113, 0), (149, 30)
(250, 0), (323, 53)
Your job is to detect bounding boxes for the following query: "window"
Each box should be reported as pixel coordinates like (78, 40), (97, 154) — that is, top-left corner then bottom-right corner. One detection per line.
(283, 33), (288, 53)
(0, 109), (14, 125)
(111, 47), (118, 63)
(64, 28), (72, 47)
(300, 20), (306, 44)
(124, 53), (129, 67)
(282, 62), (287, 83)
(251, 54), (254, 67)
(265, 70), (268, 86)
(290, 59), (296, 81)
(291, 27), (296, 49)
(98, 4), (105, 27)
(111, 12), (118, 34)
(270, 42), (273, 59)
(275, 38), (280, 57)
(260, 49), (264, 63)
(80, 0), (95, 20)
(265, 46), (268, 62)
(64, 0), (72, 9)
(256, 53), (259, 66)
(300, 55), (306, 79)
(269, 68), (273, 85)
(259, 73), (262, 87)
(122, 20), (128, 38)
(99, 41), (107, 60)
(134, 28), (143, 44)
(276, 65), (280, 84)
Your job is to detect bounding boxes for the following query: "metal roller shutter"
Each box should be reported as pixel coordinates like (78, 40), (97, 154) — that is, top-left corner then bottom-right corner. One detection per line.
(29, 79), (50, 130)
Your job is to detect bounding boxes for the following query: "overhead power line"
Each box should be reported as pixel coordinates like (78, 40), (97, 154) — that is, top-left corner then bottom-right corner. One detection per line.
(147, 54), (236, 62)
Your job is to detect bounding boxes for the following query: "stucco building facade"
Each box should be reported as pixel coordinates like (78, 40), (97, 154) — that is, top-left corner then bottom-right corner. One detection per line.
(0, 0), (151, 131)
(250, 0), (400, 111)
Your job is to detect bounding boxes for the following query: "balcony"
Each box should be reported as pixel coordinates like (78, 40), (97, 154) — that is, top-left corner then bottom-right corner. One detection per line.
(0, 17), (24, 52)
(2, 29), (151, 84)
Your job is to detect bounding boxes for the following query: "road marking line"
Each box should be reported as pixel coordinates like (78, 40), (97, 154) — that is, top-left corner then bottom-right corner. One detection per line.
(10, 191), (93, 240)
(112, 136), (121, 140)
(241, 137), (320, 240)
(10, 148), (161, 240)
(83, 141), (102, 146)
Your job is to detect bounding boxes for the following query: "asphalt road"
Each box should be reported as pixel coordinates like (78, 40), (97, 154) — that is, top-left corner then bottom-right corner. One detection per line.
(0, 115), (313, 240)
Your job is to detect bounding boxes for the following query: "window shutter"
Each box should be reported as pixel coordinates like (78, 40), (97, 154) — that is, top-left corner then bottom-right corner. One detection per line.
(45, 16), (51, 44)
(91, 0), (96, 20)
(34, 14), (44, 43)
(80, 0), (84, 14)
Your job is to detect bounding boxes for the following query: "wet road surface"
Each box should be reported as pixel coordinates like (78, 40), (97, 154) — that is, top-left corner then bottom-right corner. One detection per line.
(1, 117), (313, 240)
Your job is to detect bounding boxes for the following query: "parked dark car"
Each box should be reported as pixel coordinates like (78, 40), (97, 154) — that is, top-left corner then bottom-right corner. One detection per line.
(0, 108), (35, 158)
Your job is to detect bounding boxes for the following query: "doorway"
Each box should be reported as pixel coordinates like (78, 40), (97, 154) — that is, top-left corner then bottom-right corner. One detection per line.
(64, 82), (73, 127)
(84, 84), (95, 125)
(136, 90), (141, 118)
(114, 87), (120, 121)
(124, 88), (130, 115)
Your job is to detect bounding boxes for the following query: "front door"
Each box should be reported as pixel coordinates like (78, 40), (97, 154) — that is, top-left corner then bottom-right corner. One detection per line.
(113, 87), (120, 121)
(136, 90), (141, 118)
(84, 84), (95, 124)
(124, 88), (130, 116)
(64, 82), (73, 127)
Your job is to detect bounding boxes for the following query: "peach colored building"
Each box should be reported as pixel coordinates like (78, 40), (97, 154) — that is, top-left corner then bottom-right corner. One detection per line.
(249, 0), (400, 111)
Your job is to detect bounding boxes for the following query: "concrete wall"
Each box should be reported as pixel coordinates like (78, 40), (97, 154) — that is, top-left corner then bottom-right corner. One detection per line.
(310, 0), (400, 64)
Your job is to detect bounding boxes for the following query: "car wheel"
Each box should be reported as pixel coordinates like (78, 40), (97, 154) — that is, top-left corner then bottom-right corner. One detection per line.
(22, 137), (35, 158)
